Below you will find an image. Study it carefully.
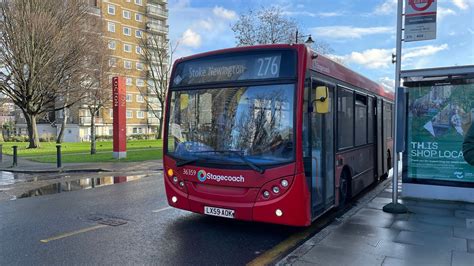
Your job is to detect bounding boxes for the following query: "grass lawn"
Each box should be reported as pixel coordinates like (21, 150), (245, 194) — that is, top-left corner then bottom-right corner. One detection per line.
(0, 140), (163, 163)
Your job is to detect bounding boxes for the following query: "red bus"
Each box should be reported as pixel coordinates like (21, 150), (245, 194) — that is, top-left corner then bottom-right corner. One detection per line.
(163, 44), (394, 226)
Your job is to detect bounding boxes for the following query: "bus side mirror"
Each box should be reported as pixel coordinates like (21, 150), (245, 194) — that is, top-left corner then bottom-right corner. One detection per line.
(314, 86), (329, 114)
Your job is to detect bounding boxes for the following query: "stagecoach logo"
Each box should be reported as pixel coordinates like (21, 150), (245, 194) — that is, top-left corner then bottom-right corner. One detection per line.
(196, 170), (245, 183)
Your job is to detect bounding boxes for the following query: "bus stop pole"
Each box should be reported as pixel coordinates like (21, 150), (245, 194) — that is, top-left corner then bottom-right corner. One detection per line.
(383, 0), (407, 214)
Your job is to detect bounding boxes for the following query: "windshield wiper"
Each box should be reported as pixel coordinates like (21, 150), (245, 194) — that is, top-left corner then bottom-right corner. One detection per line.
(176, 158), (199, 167)
(193, 150), (265, 174)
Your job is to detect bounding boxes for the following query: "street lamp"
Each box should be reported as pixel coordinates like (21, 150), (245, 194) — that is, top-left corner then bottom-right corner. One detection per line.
(295, 30), (314, 44)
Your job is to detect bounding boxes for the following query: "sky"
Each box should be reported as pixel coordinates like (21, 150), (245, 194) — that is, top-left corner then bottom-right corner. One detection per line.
(168, 0), (474, 90)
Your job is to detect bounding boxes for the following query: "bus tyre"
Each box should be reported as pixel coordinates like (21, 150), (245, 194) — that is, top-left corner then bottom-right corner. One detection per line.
(339, 171), (351, 210)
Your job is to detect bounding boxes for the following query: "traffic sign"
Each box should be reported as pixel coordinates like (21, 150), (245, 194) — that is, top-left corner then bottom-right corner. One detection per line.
(404, 0), (437, 42)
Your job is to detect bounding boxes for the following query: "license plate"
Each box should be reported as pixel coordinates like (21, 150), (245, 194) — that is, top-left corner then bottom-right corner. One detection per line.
(204, 206), (235, 219)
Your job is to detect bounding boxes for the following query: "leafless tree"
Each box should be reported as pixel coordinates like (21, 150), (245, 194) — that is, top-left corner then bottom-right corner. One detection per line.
(0, 0), (93, 148)
(231, 6), (334, 55)
(138, 36), (178, 139)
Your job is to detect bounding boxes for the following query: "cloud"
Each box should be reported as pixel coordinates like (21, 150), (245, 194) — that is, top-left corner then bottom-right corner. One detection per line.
(282, 10), (343, 17)
(332, 44), (448, 69)
(213, 6), (237, 20)
(437, 7), (457, 20)
(378, 77), (395, 91)
(452, 0), (471, 10)
(180, 29), (202, 48)
(311, 26), (393, 39)
(403, 44), (449, 61)
(374, 0), (397, 15)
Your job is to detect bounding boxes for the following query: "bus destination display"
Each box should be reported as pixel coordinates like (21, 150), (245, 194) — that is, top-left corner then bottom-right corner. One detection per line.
(172, 51), (295, 86)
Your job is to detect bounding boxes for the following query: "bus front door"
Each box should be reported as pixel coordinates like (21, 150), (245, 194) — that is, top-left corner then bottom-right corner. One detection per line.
(309, 80), (335, 217)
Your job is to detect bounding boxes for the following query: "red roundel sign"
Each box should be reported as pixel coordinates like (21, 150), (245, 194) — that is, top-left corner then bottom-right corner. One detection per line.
(408, 0), (435, 12)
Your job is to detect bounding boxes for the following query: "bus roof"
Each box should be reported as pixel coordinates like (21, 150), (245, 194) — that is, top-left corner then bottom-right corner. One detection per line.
(174, 44), (394, 101)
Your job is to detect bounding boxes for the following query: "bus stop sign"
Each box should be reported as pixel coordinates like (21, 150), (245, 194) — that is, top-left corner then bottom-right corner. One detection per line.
(404, 0), (437, 42)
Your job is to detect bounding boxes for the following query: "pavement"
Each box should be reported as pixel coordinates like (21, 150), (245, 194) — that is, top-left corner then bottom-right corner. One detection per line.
(278, 179), (474, 266)
(0, 154), (163, 174)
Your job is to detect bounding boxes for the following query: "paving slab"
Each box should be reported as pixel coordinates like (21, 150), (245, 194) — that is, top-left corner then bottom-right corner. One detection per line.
(410, 213), (467, 228)
(452, 251), (474, 266)
(395, 231), (467, 252)
(407, 205), (455, 217)
(333, 223), (400, 241)
(295, 244), (385, 266)
(454, 227), (474, 240)
(391, 220), (453, 237)
(455, 210), (474, 219)
(468, 239), (474, 253)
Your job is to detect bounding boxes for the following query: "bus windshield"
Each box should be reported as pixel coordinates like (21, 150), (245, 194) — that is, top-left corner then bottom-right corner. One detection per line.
(166, 84), (295, 166)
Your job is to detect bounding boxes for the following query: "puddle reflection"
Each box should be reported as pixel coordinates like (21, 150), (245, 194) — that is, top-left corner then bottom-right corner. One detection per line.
(0, 171), (24, 186)
(19, 175), (146, 199)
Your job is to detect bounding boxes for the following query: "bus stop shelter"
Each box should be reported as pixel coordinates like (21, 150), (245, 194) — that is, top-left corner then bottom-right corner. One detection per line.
(401, 65), (474, 202)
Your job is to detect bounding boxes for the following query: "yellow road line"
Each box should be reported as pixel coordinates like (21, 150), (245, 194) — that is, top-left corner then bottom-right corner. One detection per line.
(247, 228), (314, 266)
(152, 206), (172, 213)
(40, 224), (108, 243)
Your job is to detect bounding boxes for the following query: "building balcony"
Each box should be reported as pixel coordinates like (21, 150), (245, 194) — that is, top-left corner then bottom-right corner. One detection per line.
(148, 117), (160, 125)
(80, 117), (103, 126)
(148, 0), (167, 5)
(147, 4), (168, 19)
(146, 22), (169, 34)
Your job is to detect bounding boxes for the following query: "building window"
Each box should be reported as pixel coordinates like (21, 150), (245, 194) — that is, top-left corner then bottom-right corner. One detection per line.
(135, 13), (142, 22)
(108, 40), (116, 50)
(135, 46), (142, 54)
(136, 95), (144, 102)
(135, 30), (142, 38)
(108, 58), (117, 67)
(126, 110), (133, 118)
(107, 22), (115, 32)
(107, 4), (115, 15)
(123, 10), (131, 19)
(126, 94), (132, 102)
(123, 43), (132, 53)
(137, 111), (144, 119)
(109, 109), (113, 118)
(136, 78), (145, 87)
(123, 27), (131, 36)
(124, 60), (132, 69)
(136, 62), (144, 71)
(126, 77), (133, 86)
(135, 0), (142, 6)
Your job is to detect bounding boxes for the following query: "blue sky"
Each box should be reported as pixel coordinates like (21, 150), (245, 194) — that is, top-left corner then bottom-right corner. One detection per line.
(168, 0), (474, 90)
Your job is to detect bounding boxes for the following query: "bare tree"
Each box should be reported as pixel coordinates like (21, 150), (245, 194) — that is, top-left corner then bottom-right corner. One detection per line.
(0, 0), (92, 148)
(138, 36), (178, 139)
(231, 6), (334, 55)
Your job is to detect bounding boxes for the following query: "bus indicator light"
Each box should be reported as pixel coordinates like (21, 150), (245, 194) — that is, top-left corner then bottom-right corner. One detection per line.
(167, 169), (174, 177)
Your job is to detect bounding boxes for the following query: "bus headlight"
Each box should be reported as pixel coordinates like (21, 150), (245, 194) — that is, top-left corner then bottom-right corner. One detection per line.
(272, 186), (280, 194)
(179, 181), (185, 187)
(173, 176), (178, 183)
(276, 209), (283, 217)
(281, 179), (289, 187)
(172, 196), (178, 203)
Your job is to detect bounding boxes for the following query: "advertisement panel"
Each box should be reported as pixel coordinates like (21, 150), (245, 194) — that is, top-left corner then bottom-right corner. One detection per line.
(407, 83), (474, 183)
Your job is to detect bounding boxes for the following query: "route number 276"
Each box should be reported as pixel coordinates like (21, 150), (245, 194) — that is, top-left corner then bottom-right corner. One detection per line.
(256, 56), (279, 77)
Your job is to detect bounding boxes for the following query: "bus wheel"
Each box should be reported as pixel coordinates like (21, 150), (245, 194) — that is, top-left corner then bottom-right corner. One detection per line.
(339, 170), (352, 210)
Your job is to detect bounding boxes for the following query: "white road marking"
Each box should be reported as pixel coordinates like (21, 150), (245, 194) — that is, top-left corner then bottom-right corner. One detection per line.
(152, 206), (172, 213)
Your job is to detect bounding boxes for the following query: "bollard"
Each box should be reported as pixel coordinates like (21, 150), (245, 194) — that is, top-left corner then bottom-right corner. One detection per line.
(56, 145), (62, 168)
(0, 144), (2, 163)
(12, 145), (17, 167)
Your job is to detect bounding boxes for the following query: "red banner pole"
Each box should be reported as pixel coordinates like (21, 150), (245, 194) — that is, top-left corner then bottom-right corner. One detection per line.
(112, 76), (127, 159)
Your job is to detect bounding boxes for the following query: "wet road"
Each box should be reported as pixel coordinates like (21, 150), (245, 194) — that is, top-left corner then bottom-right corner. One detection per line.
(0, 173), (303, 265)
